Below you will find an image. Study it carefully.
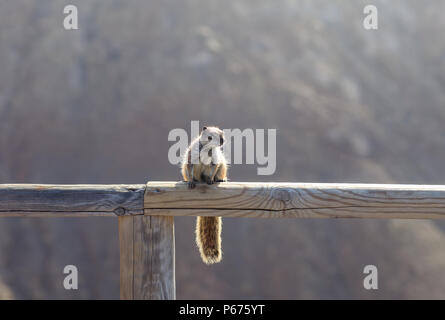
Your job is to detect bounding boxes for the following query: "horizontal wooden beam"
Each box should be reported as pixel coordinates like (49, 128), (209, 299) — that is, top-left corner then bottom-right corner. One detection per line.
(144, 182), (445, 219)
(2, 182), (445, 219)
(0, 184), (146, 217)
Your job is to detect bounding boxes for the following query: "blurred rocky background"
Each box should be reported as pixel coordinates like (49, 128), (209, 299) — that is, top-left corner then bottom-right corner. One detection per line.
(1, 0), (445, 299)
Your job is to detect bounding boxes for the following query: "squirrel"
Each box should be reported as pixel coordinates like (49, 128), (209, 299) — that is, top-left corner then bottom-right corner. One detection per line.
(181, 126), (227, 264)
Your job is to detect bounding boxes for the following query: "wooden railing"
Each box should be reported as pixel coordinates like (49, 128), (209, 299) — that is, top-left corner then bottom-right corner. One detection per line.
(2, 182), (445, 299)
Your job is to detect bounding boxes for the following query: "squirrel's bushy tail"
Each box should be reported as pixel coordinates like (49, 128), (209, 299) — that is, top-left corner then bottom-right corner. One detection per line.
(196, 216), (222, 264)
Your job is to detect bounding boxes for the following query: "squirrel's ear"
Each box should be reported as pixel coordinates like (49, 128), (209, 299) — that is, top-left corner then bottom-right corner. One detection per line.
(202, 126), (207, 131)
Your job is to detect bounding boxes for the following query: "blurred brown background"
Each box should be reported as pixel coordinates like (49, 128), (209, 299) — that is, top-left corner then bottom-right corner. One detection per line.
(1, 0), (445, 299)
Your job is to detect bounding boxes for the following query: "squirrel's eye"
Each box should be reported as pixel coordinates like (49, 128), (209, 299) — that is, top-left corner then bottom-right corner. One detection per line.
(208, 136), (212, 141)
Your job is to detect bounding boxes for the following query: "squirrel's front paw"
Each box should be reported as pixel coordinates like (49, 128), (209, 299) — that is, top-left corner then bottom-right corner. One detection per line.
(215, 178), (227, 183)
(188, 181), (196, 189)
(206, 177), (214, 185)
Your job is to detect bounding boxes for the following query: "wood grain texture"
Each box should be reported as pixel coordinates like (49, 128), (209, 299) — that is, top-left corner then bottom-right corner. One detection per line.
(0, 184), (145, 217)
(133, 215), (175, 299)
(119, 215), (175, 300)
(119, 216), (134, 300)
(144, 181), (445, 219)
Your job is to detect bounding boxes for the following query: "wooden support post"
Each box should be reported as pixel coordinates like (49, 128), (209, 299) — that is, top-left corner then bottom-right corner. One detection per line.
(119, 215), (175, 300)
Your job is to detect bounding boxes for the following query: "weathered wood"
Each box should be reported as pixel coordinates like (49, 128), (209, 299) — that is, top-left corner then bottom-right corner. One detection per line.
(134, 215), (175, 299)
(3, 181), (445, 301)
(119, 216), (134, 300)
(144, 181), (445, 219)
(0, 184), (145, 217)
(118, 215), (175, 300)
(3, 182), (445, 219)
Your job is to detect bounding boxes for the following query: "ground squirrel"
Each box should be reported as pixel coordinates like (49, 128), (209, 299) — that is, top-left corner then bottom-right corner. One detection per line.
(181, 126), (227, 264)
